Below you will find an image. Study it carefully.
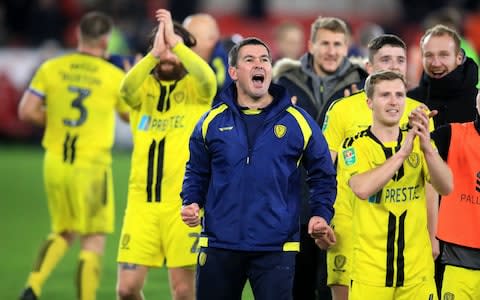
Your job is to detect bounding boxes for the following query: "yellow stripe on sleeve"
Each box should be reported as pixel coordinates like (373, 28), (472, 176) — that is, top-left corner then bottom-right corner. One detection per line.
(202, 104), (228, 141)
(286, 107), (312, 150)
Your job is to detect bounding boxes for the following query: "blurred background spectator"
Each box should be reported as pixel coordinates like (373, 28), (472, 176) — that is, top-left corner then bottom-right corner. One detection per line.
(272, 21), (306, 62)
(0, 0), (479, 146)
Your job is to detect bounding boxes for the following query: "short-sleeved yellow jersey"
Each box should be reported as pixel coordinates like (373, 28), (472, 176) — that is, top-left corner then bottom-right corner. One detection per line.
(121, 46), (216, 207)
(322, 91), (434, 215)
(29, 52), (129, 166)
(340, 128), (434, 287)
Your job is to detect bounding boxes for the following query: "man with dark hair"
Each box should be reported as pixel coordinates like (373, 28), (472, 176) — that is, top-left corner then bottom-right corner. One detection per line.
(115, 9), (217, 300)
(322, 34), (436, 300)
(17, 11), (129, 300)
(407, 24), (479, 297)
(181, 37), (337, 300)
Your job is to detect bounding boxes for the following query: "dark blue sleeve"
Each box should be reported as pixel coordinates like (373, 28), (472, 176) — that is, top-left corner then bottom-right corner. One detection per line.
(180, 114), (211, 208)
(301, 113), (337, 223)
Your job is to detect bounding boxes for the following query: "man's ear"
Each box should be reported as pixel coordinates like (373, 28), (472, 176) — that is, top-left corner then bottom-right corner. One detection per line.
(228, 65), (237, 81)
(367, 97), (373, 110)
(365, 61), (373, 74)
(307, 40), (314, 54)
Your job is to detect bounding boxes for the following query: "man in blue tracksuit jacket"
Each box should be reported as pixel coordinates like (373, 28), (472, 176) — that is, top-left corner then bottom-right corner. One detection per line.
(181, 37), (337, 300)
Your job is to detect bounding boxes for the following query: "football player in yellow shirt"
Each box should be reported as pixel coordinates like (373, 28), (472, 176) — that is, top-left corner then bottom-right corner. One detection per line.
(18, 11), (129, 300)
(341, 71), (452, 300)
(322, 35), (435, 300)
(115, 9), (216, 300)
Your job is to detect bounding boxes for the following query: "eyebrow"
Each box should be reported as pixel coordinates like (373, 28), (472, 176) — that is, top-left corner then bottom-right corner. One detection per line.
(242, 54), (270, 59)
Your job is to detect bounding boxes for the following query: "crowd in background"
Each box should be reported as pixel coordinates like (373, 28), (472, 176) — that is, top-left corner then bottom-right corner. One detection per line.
(0, 0), (479, 144)
(4, 1), (480, 300)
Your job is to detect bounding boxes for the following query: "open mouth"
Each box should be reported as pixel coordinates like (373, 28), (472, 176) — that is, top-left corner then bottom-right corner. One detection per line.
(429, 69), (447, 78)
(252, 74), (265, 87)
(386, 108), (400, 116)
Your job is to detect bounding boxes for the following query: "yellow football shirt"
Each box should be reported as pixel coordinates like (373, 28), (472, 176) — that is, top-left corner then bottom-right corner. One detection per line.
(29, 52), (129, 166)
(340, 129), (434, 287)
(323, 91), (434, 215)
(121, 45), (216, 206)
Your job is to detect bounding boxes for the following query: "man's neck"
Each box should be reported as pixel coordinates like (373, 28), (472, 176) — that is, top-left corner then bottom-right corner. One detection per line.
(236, 92), (273, 110)
(77, 46), (105, 58)
(370, 123), (400, 143)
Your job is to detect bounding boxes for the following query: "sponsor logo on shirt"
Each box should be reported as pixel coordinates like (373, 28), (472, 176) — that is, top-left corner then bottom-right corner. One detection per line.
(137, 114), (185, 131)
(343, 147), (356, 166)
(138, 115), (151, 130)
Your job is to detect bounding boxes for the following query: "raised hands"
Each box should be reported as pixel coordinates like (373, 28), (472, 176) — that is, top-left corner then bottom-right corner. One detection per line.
(408, 106), (435, 154)
(151, 9), (182, 59)
(155, 9), (182, 49)
(151, 18), (166, 59)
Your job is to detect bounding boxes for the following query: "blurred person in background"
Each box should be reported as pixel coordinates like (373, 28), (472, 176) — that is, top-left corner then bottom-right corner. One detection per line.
(273, 21), (306, 62)
(183, 13), (232, 99)
(17, 11), (129, 300)
(348, 22), (384, 60)
(115, 9), (216, 300)
(273, 16), (367, 300)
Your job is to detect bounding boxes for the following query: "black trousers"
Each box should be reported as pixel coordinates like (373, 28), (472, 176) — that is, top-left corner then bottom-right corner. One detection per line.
(293, 224), (332, 300)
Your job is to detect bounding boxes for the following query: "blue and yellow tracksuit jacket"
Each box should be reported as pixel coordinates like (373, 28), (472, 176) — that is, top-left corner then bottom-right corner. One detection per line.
(181, 82), (336, 252)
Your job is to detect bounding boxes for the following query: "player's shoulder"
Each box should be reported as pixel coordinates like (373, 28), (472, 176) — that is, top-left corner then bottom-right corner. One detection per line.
(327, 90), (366, 113)
(405, 96), (424, 108)
(340, 128), (371, 150)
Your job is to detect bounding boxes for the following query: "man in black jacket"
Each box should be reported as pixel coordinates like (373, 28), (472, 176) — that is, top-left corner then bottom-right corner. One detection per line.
(273, 16), (367, 300)
(407, 23), (479, 298)
(408, 24), (478, 126)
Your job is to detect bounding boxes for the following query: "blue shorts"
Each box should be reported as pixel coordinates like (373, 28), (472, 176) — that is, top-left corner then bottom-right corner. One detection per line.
(196, 247), (296, 300)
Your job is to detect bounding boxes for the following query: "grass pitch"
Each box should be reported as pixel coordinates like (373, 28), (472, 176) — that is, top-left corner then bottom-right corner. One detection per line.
(0, 144), (253, 299)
